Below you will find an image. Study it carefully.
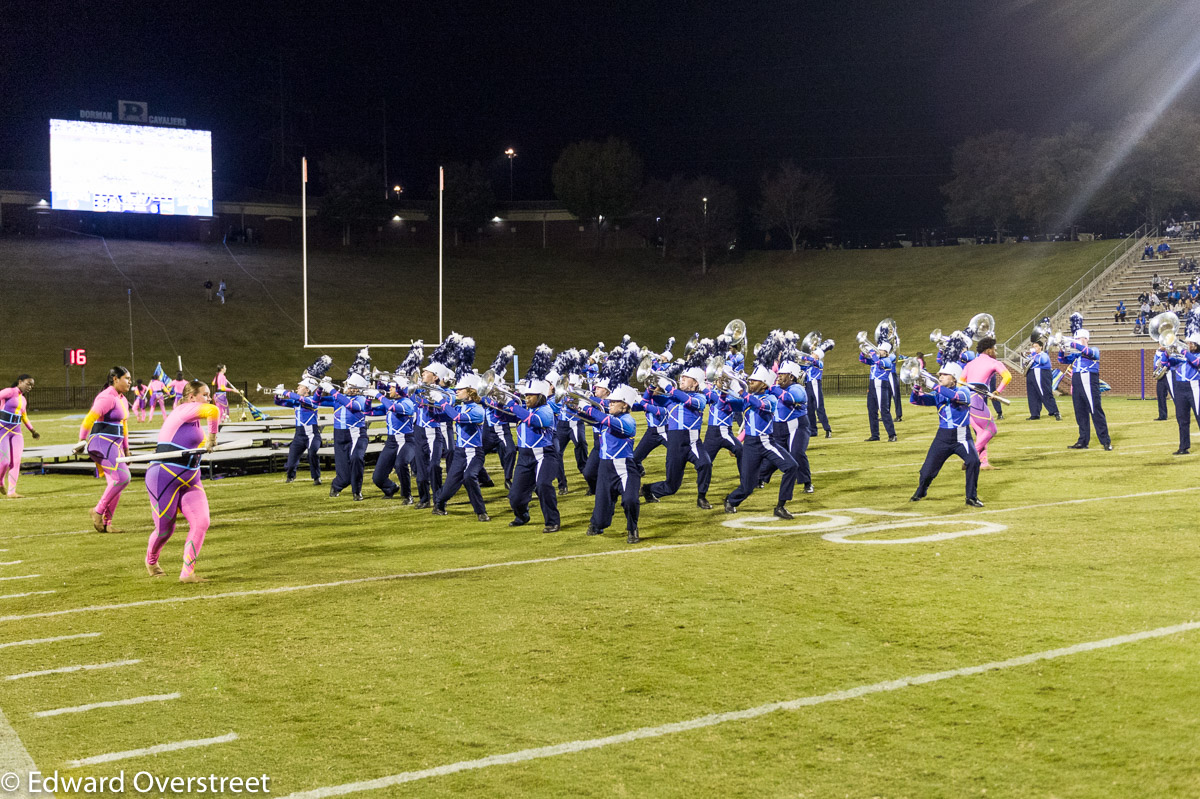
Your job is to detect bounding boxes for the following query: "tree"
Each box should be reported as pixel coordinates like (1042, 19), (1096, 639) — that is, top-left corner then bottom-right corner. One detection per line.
(1015, 124), (1098, 233)
(942, 131), (1029, 241)
(317, 151), (384, 246)
(1091, 111), (1200, 228)
(429, 162), (497, 246)
(675, 176), (738, 275)
(755, 161), (835, 252)
(552, 137), (643, 247)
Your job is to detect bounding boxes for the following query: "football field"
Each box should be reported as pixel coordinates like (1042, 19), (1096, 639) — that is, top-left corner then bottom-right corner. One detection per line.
(1, 396), (1198, 797)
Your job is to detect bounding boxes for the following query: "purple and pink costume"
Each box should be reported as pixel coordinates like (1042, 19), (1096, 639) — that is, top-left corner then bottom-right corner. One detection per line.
(213, 373), (232, 422)
(144, 401), (220, 579)
(960, 353), (1011, 468)
(146, 378), (168, 421)
(0, 387), (34, 495)
(80, 387), (132, 524)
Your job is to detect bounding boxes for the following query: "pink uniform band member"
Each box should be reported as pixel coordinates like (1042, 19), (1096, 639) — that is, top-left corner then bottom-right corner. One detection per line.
(960, 352), (1011, 469)
(147, 378), (168, 421)
(169, 378), (188, 408)
(213, 372), (232, 422)
(0, 387), (35, 497)
(80, 385), (131, 530)
(144, 401), (220, 581)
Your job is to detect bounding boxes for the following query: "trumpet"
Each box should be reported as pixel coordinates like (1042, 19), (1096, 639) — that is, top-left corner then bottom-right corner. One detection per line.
(636, 353), (676, 391)
(254, 382), (282, 396)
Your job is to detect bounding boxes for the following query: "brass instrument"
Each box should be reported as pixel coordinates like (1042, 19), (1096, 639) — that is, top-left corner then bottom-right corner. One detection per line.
(1150, 312), (1182, 379)
(856, 330), (879, 358)
(254, 382), (282, 396)
(967, 312), (995, 341)
(411, 383), (448, 403)
(705, 356), (746, 392)
(1030, 323), (1052, 347)
(800, 331), (822, 355)
(874, 318), (899, 351)
(479, 368), (523, 405)
(723, 319), (748, 353)
(683, 332), (701, 359)
(636, 353), (676, 391)
(898, 357), (938, 390)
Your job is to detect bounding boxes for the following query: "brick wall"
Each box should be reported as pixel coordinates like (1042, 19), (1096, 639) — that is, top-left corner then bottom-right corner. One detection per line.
(1005, 349), (1156, 399)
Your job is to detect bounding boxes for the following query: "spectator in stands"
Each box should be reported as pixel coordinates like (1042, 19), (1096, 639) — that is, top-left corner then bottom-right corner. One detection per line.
(1143, 244), (1155, 260)
(1150, 291), (1161, 310)
(1157, 241), (1172, 258)
(204, 280), (213, 302)
(1153, 273), (1162, 292)
(1133, 313), (1147, 336)
(1114, 301), (1127, 323)
(1141, 298), (1153, 319)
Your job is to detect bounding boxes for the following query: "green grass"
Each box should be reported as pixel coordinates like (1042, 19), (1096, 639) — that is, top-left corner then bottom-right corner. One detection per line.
(3, 238), (1114, 390)
(2, 396), (1199, 797)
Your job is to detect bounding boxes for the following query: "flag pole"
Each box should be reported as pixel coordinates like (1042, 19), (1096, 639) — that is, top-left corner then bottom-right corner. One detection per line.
(438, 165), (444, 342)
(302, 157), (309, 347)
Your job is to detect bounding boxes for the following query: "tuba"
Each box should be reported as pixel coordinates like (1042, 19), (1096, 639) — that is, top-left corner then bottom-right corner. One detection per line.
(1150, 312), (1182, 379)
(800, 331), (822, 355)
(967, 313), (995, 341)
(705, 356), (746, 392)
(874, 318), (899, 351)
(723, 319), (748, 354)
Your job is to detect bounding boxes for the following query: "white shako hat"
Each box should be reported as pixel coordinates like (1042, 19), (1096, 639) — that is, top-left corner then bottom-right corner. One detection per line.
(749, 365), (774, 383)
(344, 372), (370, 390)
(609, 384), (641, 406)
(937, 362), (963, 380)
(525, 379), (551, 397)
(777, 361), (804, 378)
(682, 367), (706, 383)
(455, 373), (482, 391)
(1074, 329), (1090, 340)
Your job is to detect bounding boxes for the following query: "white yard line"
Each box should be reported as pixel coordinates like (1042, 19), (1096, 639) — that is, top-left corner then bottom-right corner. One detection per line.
(66, 733), (237, 768)
(0, 575), (39, 583)
(2, 486), (1196, 625)
(6, 659), (141, 681)
(0, 632), (99, 650)
(279, 620), (1200, 798)
(0, 562), (23, 567)
(34, 693), (180, 719)
(0, 705), (48, 799)
(0, 591), (55, 601)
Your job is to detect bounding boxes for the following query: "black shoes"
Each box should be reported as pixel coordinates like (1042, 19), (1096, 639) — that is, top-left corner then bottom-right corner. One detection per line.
(401, 496), (414, 506)
(542, 524), (559, 533)
(586, 523), (602, 536)
(352, 493), (364, 501)
(1103, 443), (1113, 451)
(382, 489), (397, 499)
(910, 493), (924, 502)
(1157, 416), (1169, 421)
(1068, 443), (1088, 450)
(557, 485), (569, 496)
(773, 505), (794, 520)
(414, 499), (431, 510)
(697, 496), (713, 510)
(509, 518), (528, 527)
(1026, 416), (1040, 420)
(804, 483), (814, 494)
(1054, 413), (1062, 421)
(965, 497), (984, 508)
(478, 513), (491, 522)
(285, 475), (295, 483)
(586, 488), (596, 496)
(431, 507), (448, 516)
(313, 478), (322, 486)
(865, 436), (880, 442)
(504, 478), (513, 490)
(329, 488), (340, 498)
(626, 528), (640, 544)
(1174, 449), (1191, 455)
(642, 485), (659, 504)
(825, 431), (832, 438)
(888, 435), (898, 442)
(723, 498), (737, 514)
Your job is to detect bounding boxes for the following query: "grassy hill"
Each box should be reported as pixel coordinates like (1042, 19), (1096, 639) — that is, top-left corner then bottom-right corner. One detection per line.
(1, 237), (1114, 390)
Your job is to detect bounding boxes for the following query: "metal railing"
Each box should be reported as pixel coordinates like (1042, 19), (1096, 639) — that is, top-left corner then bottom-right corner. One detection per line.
(27, 383), (252, 412)
(999, 224), (1154, 362)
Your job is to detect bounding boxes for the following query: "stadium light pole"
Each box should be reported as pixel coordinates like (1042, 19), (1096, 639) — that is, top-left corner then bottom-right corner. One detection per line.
(505, 148), (516, 201)
(439, 166), (444, 341)
(302, 157), (308, 346)
(701, 196), (708, 274)
(127, 288), (135, 382)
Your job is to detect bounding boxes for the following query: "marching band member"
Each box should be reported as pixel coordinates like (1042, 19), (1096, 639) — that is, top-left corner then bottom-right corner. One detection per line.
(146, 373), (168, 422)
(643, 351), (712, 509)
(80, 367), (133, 532)
(415, 334), (459, 508)
(723, 335), (799, 519)
(431, 373), (490, 521)
(144, 379), (220, 581)
(371, 380), (418, 501)
(1058, 323), (1113, 451)
(632, 359), (676, 475)
(861, 340), (897, 442)
(908, 362), (983, 507)
(1024, 341), (1060, 420)
(324, 348), (375, 500)
(579, 383), (643, 542)
(887, 344), (904, 423)
(1155, 347), (1173, 421)
(169, 371), (189, 409)
(551, 350), (589, 495)
(701, 335), (743, 481)
(481, 346), (517, 489)
(501, 345), (561, 532)
(0, 375), (40, 498)
(759, 350), (813, 494)
(212, 364), (234, 422)
(960, 337), (1011, 470)
(132, 379), (149, 422)
(805, 338), (834, 438)
(274, 355), (332, 485)
(1167, 333), (1200, 455)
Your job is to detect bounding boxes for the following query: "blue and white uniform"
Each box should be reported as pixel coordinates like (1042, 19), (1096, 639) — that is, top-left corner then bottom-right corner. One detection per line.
(502, 398), (561, 527)
(371, 393), (417, 499)
(326, 390), (372, 497)
(1058, 342), (1111, 448)
(274, 390), (323, 483)
(702, 387), (743, 473)
(579, 405), (640, 535)
(1155, 348), (1174, 420)
(725, 390), (797, 509)
(805, 358), (832, 435)
(909, 383), (980, 501)
(861, 352), (897, 439)
(433, 398), (488, 515)
(1168, 346), (1200, 451)
(415, 395), (448, 505)
(646, 387), (711, 501)
(759, 382), (810, 492)
(1025, 349), (1059, 419)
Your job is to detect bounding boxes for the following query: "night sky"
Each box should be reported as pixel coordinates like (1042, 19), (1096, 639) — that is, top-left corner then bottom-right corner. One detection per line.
(3, 0), (1199, 232)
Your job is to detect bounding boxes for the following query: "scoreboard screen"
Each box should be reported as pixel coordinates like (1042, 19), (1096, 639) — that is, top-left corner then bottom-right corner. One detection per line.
(50, 119), (213, 216)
